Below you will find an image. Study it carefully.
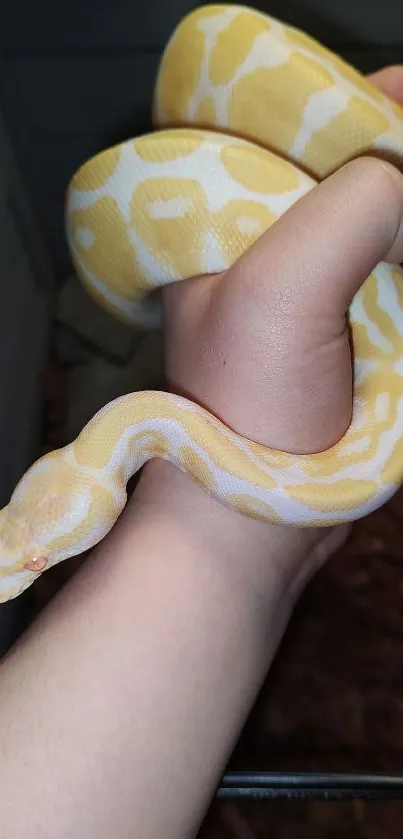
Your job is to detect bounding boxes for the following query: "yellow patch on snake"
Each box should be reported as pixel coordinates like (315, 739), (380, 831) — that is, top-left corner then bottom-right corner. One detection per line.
(381, 435), (403, 485)
(220, 144), (299, 192)
(215, 199), (276, 256)
(179, 446), (215, 491)
(69, 145), (121, 192)
(208, 10), (271, 86)
(135, 131), (205, 161)
(6, 485), (117, 573)
(300, 386), (401, 480)
(361, 277), (403, 358)
(153, 4), (236, 122)
(285, 27), (386, 103)
(390, 98), (403, 120)
(353, 324), (380, 362)
(287, 478), (379, 511)
(365, 303), (403, 360)
(70, 197), (151, 300)
(131, 178), (208, 278)
(228, 494), (281, 522)
(154, 14), (206, 123)
(196, 97), (216, 125)
(45, 484), (119, 556)
(3, 457), (82, 551)
(302, 98), (391, 175)
(2, 455), (117, 573)
(228, 56), (334, 155)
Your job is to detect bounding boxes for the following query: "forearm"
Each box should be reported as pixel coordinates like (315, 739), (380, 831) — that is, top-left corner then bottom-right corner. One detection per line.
(0, 460), (324, 839)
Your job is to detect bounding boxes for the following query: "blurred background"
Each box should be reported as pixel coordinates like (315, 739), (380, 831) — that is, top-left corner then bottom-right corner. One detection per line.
(0, 1), (403, 835)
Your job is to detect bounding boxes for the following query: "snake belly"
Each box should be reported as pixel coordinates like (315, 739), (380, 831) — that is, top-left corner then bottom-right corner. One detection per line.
(1, 4), (403, 602)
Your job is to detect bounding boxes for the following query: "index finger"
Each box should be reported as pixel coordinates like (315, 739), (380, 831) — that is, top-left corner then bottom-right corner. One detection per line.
(195, 156), (403, 455)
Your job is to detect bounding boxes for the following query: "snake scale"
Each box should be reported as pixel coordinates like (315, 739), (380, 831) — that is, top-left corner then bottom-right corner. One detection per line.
(1, 3), (403, 601)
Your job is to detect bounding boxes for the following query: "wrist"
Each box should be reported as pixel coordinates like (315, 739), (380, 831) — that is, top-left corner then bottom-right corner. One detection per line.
(132, 459), (341, 606)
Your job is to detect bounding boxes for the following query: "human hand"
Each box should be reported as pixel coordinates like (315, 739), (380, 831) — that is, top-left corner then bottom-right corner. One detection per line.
(150, 68), (403, 594)
(164, 69), (403, 454)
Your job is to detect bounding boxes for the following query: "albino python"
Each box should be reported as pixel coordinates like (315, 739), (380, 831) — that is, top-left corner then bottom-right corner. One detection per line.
(1, 3), (403, 601)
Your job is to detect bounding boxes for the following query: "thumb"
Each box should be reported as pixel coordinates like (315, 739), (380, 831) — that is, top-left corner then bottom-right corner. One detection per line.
(164, 157), (403, 455)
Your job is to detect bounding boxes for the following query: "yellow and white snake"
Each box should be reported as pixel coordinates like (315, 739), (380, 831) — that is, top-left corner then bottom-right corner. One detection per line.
(1, 3), (403, 601)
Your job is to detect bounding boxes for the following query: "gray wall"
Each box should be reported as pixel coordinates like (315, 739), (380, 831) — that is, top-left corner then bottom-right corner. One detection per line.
(0, 110), (52, 649)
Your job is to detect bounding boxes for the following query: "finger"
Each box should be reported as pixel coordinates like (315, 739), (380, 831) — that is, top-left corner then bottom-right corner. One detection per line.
(368, 66), (403, 104)
(232, 157), (403, 317)
(164, 71), (403, 467)
(175, 158), (403, 456)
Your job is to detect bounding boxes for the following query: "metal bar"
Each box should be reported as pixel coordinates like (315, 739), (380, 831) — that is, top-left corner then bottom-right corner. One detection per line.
(217, 772), (403, 800)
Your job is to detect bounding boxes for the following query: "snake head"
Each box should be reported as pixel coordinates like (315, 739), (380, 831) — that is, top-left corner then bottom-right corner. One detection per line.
(0, 446), (125, 602)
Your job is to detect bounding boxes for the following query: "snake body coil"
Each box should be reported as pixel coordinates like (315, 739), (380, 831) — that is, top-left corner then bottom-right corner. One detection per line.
(1, 4), (403, 600)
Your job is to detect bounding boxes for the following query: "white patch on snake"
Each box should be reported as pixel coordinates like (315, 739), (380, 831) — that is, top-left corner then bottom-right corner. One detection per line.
(147, 196), (195, 218)
(394, 354), (403, 377)
(72, 253), (162, 329)
(231, 29), (290, 84)
(291, 86), (349, 156)
(200, 231), (228, 274)
(236, 215), (263, 235)
(350, 280), (394, 354)
(196, 6), (240, 38)
(324, 393), (403, 488)
(9, 456), (59, 504)
(354, 358), (378, 382)
(375, 393), (390, 424)
(128, 227), (180, 286)
(187, 7), (239, 125)
(372, 128), (403, 158)
(339, 435), (370, 457)
(0, 571), (33, 598)
(74, 226), (95, 249)
(350, 395), (371, 429)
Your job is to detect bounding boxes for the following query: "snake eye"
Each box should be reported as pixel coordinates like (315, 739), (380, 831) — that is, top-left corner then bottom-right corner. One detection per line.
(24, 556), (48, 573)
